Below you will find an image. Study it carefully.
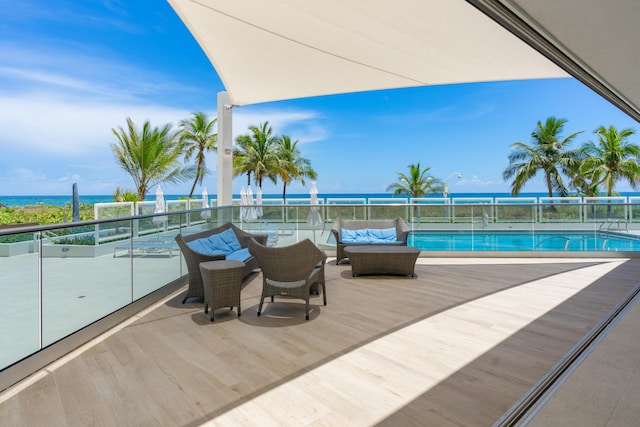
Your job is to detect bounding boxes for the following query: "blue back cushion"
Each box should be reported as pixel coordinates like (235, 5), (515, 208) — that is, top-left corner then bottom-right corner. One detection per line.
(218, 228), (242, 252)
(186, 238), (206, 253)
(341, 228), (360, 243)
(206, 233), (232, 253)
(186, 238), (226, 256)
(341, 227), (398, 244)
(367, 227), (397, 242)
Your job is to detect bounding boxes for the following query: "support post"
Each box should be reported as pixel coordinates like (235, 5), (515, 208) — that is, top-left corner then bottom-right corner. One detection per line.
(217, 91), (233, 208)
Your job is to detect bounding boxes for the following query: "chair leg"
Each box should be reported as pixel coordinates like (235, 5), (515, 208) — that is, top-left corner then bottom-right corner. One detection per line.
(258, 295), (264, 316)
(305, 298), (310, 320)
(322, 283), (327, 306)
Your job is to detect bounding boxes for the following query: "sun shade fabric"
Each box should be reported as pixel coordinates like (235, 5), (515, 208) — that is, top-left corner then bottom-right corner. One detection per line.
(167, 0), (566, 106)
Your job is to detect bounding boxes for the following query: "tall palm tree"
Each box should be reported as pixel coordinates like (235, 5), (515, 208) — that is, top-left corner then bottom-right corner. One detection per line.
(233, 122), (280, 188)
(179, 112), (217, 198)
(111, 118), (195, 201)
(386, 162), (443, 198)
(579, 125), (640, 196)
(503, 116), (583, 197)
(275, 135), (317, 198)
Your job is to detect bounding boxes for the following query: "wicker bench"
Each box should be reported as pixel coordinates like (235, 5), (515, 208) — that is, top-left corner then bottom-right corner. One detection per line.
(343, 245), (420, 277)
(331, 217), (410, 263)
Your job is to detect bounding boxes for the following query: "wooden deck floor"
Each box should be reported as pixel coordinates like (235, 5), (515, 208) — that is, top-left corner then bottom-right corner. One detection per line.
(1, 257), (640, 426)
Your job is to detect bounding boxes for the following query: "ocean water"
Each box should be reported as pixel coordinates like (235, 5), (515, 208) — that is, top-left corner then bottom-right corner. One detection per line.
(2, 192), (639, 208)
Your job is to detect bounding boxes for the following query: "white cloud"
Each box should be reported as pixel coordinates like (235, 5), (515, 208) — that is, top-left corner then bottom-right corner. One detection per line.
(0, 92), (194, 155)
(232, 107), (329, 143)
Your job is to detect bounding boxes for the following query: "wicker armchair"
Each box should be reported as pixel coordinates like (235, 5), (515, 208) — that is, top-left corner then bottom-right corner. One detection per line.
(175, 222), (267, 303)
(248, 238), (327, 320)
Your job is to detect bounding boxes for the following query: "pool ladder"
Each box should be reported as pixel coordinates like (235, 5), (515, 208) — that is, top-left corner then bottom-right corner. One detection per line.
(535, 236), (609, 251)
(535, 236), (571, 251)
(598, 219), (628, 232)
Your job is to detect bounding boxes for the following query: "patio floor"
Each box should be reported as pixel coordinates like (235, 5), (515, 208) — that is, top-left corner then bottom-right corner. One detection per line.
(1, 257), (639, 426)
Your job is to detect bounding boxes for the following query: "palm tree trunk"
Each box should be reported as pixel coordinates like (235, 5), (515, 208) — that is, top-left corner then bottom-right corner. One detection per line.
(188, 179), (197, 198)
(282, 184), (287, 199)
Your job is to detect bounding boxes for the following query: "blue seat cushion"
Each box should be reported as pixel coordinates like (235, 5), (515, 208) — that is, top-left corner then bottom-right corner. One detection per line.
(226, 247), (251, 262)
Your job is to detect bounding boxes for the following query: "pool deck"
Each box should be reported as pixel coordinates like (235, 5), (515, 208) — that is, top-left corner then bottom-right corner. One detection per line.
(1, 256), (640, 425)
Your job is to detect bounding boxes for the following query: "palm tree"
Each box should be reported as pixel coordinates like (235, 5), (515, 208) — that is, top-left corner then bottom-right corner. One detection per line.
(179, 112), (217, 198)
(568, 165), (602, 197)
(386, 162), (443, 198)
(503, 116), (583, 197)
(233, 122), (280, 188)
(111, 118), (196, 201)
(275, 135), (317, 198)
(579, 125), (640, 197)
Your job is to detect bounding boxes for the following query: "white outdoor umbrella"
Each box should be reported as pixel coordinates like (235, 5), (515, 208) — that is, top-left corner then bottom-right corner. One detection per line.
(152, 185), (167, 236)
(247, 185), (257, 221)
(307, 182), (322, 243)
(201, 186), (210, 219)
(255, 187), (263, 219)
(240, 187), (248, 222)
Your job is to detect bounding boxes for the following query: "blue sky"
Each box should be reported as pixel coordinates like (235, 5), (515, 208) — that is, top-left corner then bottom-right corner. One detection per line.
(1, 0), (638, 198)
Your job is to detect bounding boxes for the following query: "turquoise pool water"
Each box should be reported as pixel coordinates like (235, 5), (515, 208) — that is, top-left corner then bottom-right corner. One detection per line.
(408, 231), (640, 252)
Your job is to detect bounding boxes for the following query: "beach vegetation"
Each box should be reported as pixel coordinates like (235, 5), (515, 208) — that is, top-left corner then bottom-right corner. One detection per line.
(113, 187), (139, 202)
(0, 203), (93, 226)
(111, 118), (197, 201)
(275, 135), (317, 198)
(179, 112), (217, 198)
(386, 162), (444, 198)
(579, 125), (640, 196)
(503, 116), (583, 197)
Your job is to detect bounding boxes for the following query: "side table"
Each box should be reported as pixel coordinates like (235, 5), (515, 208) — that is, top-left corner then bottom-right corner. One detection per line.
(199, 259), (245, 321)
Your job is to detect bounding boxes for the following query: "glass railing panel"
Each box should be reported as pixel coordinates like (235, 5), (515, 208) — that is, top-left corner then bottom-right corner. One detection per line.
(368, 203), (408, 221)
(285, 203), (307, 224)
(326, 204), (366, 221)
(0, 232), (40, 369)
(495, 198), (536, 223)
(539, 197), (582, 223)
(132, 213), (183, 300)
(583, 197), (627, 222)
(41, 223), (133, 346)
(409, 204), (451, 226)
(94, 202), (134, 219)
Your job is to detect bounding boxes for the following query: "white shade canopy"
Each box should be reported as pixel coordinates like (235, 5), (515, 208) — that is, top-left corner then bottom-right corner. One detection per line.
(168, 0), (640, 121)
(167, 0), (564, 105)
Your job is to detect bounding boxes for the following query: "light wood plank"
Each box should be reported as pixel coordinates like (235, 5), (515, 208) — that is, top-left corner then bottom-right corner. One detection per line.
(1, 258), (639, 426)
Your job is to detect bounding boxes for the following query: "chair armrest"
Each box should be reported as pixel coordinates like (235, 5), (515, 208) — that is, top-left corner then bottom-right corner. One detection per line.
(396, 217), (411, 243)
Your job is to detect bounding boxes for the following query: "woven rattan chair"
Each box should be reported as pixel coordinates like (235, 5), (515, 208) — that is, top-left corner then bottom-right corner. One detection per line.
(175, 223), (267, 303)
(248, 238), (327, 320)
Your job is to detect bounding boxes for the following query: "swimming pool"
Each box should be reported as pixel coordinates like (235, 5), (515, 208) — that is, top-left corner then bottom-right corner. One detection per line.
(408, 231), (640, 252)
